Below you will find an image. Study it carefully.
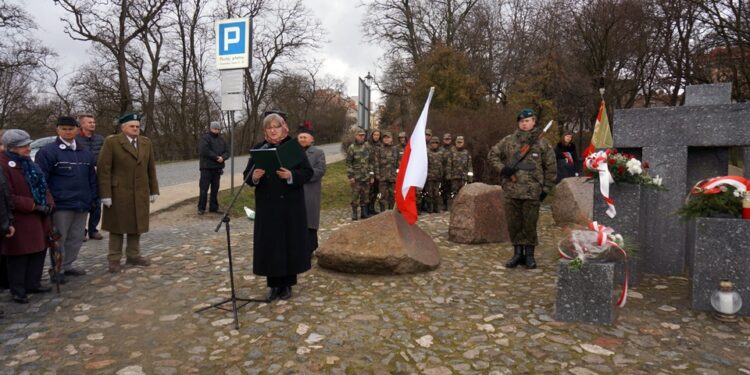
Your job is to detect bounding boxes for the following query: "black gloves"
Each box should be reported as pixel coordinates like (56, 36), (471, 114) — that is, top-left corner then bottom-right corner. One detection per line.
(500, 166), (518, 177)
(539, 192), (548, 202)
(34, 204), (53, 216)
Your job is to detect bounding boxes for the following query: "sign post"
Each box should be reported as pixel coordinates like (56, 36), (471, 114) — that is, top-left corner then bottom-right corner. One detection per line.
(216, 18), (251, 193)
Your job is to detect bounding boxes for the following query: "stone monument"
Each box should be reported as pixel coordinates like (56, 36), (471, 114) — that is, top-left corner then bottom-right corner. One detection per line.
(613, 83), (750, 275)
(448, 183), (509, 244)
(554, 260), (618, 325)
(316, 210), (440, 274)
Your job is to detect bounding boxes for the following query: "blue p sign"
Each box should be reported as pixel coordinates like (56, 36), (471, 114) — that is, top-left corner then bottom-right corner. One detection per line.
(216, 18), (251, 70)
(218, 21), (246, 55)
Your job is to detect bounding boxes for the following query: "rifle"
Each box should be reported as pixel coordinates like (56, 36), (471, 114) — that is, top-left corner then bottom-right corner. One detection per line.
(510, 120), (554, 183)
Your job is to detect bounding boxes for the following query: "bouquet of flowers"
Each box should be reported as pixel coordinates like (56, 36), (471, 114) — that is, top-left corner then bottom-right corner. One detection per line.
(585, 149), (665, 218)
(678, 176), (750, 219)
(557, 221), (630, 307)
(585, 149), (664, 189)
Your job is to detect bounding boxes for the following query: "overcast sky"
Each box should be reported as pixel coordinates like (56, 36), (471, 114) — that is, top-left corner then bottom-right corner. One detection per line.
(21, 0), (383, 102)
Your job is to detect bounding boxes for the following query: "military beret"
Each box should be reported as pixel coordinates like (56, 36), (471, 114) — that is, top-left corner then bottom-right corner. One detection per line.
(57, 116), (78, 127)
(382, 131), (392, 138)
(517, 108), (536, 121)
(118, 112), (141, 125)
(429, 136), (440, 144)
(425, 128), (433, 136)
(456, 136), (465, 141)
(398, 132), (406, 138)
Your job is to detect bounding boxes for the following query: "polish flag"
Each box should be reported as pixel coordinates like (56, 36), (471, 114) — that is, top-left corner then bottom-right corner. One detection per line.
(395, 87), (435, 224)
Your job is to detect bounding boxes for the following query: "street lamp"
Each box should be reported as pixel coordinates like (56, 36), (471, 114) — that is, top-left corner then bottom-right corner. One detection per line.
(364, 72), (373, 85)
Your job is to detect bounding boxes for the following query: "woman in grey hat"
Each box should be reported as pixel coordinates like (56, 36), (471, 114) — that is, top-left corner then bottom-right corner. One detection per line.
(0, 129), (55, 303)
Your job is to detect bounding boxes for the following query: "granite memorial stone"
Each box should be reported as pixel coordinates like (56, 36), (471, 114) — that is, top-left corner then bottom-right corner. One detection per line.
(554, 260), (618, 325)
(686, 217), (750, 316)
(593, 183), (644, 286)
(613, 83), (750, 275)
(552, 177), (593, 227)
(448, 183), (509, 244)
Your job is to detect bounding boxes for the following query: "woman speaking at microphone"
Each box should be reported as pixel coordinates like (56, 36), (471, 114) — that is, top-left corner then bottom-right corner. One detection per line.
(243, 113), (313, 301)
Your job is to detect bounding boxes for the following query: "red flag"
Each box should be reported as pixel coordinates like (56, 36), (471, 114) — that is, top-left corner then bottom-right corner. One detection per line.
(395, 87), (435, 224)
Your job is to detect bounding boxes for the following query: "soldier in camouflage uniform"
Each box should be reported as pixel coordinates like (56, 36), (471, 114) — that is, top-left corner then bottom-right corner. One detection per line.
(367, 129), (383, 215)
(438, 133), (454, 211)
(346, 128), (374, 220)
(417, 129), (433, 213)
(424, 136), (444, 214)
(446, 135), (473, 208)
(396, 131), (407, 162)
(488, 109), (556, 269)
(376, 132), (398, 211)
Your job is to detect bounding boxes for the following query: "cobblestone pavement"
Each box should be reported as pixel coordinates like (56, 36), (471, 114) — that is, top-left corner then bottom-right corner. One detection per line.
(1, 205), (749, 374)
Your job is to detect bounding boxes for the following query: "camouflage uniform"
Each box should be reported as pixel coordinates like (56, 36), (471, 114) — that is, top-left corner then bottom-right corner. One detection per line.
(346, 133), (374, 219)
(446, 137), (473, 206)
(396, 132), (407, 163)
(376, 133), (398, 210)
(488, 128), (556, 246)
(367, 131), (382, 214)
(424, 137), (444, 213)
(417, 129), (433, 213)
(438, 133), (454, 211)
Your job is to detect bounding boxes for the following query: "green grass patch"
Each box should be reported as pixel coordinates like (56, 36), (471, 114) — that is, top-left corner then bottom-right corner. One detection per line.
(217, 160), (350, 217)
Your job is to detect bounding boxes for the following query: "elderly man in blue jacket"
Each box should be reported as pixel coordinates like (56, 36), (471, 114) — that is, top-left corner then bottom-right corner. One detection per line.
(36, 116), (98, 282)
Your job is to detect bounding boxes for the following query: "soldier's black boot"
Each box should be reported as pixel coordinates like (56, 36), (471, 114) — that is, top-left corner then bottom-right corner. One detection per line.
(379, 202), (386, 213)
(351, 207), (358, 221)
(433, 202), (440, 214)
(369, 202), (377, 215)
(505, 245), (525, 268)
(524, 245), (537, 269)
(388, 202), (394, 210)
(360, 205), (369, 219)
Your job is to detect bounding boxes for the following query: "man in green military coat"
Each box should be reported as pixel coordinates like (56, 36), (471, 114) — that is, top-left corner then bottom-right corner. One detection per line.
(97, 113), (160, 273)
(488, 109), (556, 269)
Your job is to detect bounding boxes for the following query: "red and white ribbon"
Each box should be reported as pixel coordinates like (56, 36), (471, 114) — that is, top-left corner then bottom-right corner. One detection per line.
(692, 176), (750, 195)
(558, 221), (629, 307)
(585, 151), (616, 218)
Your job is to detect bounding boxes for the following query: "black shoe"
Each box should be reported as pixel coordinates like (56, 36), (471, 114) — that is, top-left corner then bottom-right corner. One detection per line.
(197, 210), (205, 215)
(209, 209), (224, 214)
(11, 294), (28, 304)
(64, 268), (87, 276)
(49, 272), (67, 285)
(266, 287), (281, 302)
(525, 245), (537, 269)
(505, 245), (525, 268)
(278, 286), (292, 300)
(28, 286), (52, 294)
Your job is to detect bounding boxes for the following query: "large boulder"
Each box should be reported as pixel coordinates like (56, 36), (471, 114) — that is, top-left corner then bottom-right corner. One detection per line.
(552, 177), (592, 227)
(448, 183), (509, 244)
(316, 210), (440, 274)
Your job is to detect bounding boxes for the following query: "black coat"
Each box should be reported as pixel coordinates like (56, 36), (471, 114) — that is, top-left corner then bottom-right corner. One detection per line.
(198, 133), (229, 170)
(243, 137), (313, 277)
(0, 170), (13, 236)
(554, 142), (580, 182)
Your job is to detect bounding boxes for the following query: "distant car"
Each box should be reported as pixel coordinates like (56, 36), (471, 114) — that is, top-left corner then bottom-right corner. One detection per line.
(30, 136), (56, 161)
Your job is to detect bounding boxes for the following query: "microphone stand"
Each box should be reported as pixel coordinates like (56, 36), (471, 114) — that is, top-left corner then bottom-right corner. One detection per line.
(196, 167), (269, 329)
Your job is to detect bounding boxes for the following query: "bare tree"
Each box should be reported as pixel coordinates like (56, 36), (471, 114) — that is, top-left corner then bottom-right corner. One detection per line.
(56, 0), (170, 113)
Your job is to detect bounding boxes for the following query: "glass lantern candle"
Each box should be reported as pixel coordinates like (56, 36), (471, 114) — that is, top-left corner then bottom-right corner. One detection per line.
(743, 192), (750, 219)
(711, 280), (743, 322)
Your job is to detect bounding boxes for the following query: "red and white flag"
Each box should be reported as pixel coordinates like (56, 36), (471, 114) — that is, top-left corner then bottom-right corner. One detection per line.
(395, 87), (435, 224)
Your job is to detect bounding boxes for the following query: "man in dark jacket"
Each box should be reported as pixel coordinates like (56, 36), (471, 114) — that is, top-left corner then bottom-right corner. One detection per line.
(75, 113), (105, 241)
(197, 121), (229, 215)
(36, 116), (98, 280)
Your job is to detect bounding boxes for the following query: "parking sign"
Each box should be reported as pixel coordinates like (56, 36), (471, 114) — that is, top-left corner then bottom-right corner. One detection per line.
(216, 18), (251, 70)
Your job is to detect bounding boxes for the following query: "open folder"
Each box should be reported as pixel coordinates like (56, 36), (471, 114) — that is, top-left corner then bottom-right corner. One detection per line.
(250, 140), (304, 171)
